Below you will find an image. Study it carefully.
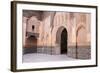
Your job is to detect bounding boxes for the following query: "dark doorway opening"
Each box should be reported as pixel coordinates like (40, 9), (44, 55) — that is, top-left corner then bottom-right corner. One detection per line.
(32, 25), (35, 31)
(24, 35), (37, 54)
(61, 29), (67, 54)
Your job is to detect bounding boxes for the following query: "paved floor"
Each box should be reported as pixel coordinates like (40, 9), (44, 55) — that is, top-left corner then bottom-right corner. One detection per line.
(23, 53), (76, 63)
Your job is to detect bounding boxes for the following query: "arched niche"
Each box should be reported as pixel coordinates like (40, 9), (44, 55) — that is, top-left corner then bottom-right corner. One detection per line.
(76, 25), (86, 46)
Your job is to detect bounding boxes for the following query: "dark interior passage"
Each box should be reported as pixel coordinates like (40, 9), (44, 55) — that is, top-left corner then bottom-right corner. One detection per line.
(61, 29), (67, 54)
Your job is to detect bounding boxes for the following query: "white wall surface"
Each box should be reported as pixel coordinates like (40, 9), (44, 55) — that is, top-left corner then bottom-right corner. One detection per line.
(0, 0), (99, 73)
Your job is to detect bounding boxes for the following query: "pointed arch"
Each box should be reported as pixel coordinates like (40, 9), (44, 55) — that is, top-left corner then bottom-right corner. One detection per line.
(76, 25), (86, 46)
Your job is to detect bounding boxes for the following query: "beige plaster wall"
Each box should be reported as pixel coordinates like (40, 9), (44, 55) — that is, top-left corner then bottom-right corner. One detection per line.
(22, 11), (91, 48)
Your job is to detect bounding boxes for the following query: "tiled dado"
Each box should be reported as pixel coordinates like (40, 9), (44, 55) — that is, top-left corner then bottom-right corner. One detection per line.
(67, 46), (91, 59)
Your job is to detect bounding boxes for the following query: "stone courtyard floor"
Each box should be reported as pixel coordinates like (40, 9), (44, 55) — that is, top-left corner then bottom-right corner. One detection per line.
(23, 53), (76, 63)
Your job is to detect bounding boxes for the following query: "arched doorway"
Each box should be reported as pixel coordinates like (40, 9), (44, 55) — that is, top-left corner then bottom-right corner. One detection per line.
(56, 26), (68, 54)
(61, 29), (67, 54)
(24, 35), (37, 54)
